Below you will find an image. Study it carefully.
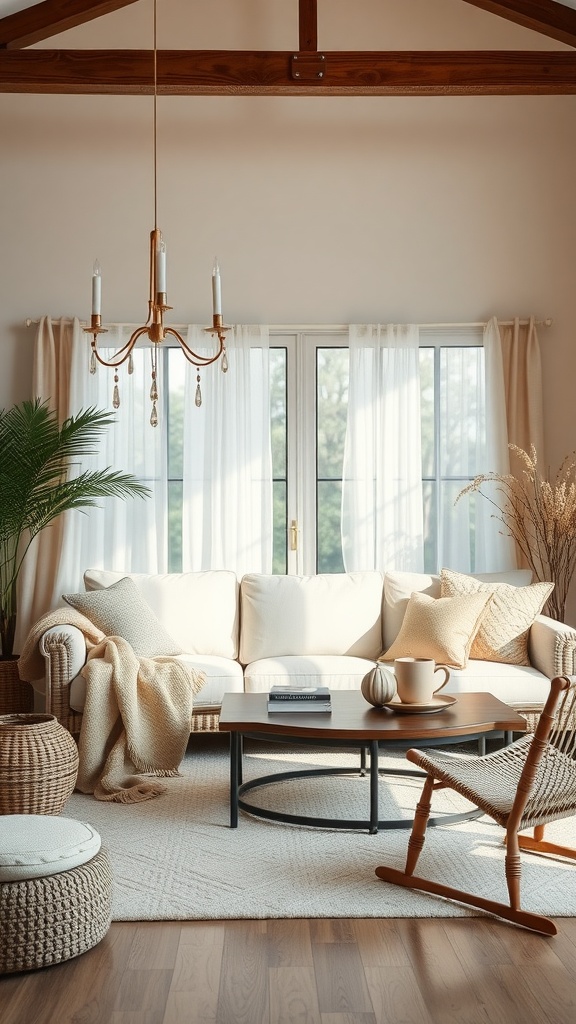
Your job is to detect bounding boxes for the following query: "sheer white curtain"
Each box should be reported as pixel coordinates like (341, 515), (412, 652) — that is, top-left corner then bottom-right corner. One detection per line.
(341, 324), (424, 572)
(77, 324), (169, 572)
(181, 324), (272, 576)
(435, 321), (515, 572)
(15, 318), (168, 652)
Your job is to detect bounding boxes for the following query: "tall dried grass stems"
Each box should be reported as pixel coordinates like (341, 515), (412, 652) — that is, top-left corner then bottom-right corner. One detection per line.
(457, 444), (576, 623)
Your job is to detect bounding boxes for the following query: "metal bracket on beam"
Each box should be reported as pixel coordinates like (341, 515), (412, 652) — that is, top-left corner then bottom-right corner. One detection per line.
(291, 52), (326, 81)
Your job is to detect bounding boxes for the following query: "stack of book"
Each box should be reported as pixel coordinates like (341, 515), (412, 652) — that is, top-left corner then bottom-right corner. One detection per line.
(267, 685), (332, 713)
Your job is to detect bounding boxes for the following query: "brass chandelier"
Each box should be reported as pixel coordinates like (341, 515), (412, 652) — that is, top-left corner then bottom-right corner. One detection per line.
(84, 0), (229, 426)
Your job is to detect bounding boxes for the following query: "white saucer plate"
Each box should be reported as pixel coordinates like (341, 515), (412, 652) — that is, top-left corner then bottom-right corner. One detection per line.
(382, 694), (458, 715)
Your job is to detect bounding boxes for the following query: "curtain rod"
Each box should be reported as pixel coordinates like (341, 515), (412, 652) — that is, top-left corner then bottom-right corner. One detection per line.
(24, 317), (553, 329)
(268, 319), (553, 330)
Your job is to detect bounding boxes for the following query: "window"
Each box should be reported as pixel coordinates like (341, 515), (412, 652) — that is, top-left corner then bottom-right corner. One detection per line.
(270, 347), (288, 574)
(162, 327), (486, 575)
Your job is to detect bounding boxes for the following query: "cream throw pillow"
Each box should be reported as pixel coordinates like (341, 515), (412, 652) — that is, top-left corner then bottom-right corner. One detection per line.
(63, 576), (183, 658)
(440, 568), (554, 666)
(379, 590), (493, 669)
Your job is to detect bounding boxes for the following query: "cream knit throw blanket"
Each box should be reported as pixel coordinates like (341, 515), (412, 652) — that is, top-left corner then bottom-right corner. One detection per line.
(19, 608), (206, 803)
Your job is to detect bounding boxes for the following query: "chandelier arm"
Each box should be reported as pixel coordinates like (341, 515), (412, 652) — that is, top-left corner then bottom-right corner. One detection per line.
(90, 325), (151, 368)
(164, 326), (225, 367)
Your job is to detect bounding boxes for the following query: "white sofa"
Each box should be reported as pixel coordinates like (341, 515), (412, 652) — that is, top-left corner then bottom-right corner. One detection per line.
(31, 567), (576, 737)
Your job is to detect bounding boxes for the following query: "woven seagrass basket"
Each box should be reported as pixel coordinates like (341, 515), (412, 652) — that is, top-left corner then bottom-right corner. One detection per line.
(0, 657), (34, 715)
(0, 713), (79, 815)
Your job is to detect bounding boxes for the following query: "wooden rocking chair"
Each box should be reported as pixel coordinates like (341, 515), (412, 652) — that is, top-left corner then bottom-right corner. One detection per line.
(375, 675), (576, 936)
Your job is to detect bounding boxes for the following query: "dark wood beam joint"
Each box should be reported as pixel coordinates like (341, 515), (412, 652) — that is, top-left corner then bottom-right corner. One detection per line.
(291, 52), (325, 81)
(298, 0), (318, 52)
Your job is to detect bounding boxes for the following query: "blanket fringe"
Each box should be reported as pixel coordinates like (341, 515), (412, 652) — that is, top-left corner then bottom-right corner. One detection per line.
(95, 779), (169, 803)
(136, 766), (182, 778)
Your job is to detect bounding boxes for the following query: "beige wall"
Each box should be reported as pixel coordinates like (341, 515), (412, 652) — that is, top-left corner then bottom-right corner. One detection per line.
(1, 0), (576, 603)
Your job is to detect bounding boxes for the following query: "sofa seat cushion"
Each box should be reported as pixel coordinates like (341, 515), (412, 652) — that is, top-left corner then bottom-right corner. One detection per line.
(240, 571), (385, 663)
(69, 655), (243, 714)
(83, 569), (240, 659)
(244, 655), (378, 693)
(379, 658), (550, 706)
(174, 655), (244, 709)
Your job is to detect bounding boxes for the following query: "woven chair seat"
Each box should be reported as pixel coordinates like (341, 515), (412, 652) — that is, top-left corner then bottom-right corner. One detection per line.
(409, 735), (576, 830)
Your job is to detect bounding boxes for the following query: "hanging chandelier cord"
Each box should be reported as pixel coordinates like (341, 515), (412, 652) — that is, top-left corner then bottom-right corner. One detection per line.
(153, 0), (158, 231)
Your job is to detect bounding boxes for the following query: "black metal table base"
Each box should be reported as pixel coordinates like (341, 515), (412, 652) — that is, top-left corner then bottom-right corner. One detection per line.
(228, 733), (485, 834)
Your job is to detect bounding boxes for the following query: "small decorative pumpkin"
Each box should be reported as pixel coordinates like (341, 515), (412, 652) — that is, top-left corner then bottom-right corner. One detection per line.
(361, 663), (397, 707)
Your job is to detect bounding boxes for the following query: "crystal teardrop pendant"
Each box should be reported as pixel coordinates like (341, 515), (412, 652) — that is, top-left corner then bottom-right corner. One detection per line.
(150, 402), (158, 427)
(90, 349), (97, 375)
(222, 349), (228, 373)
(150, 376), (159, 402)
(195, 372), (202, 408)
(128, 352), (134, 375)
(112, 383), (120, 409)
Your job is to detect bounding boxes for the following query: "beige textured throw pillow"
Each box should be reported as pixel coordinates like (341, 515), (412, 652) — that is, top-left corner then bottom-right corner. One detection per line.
(63, 576), (183, 658)
(440, 568), (554, 666)
(379, 590), (493, 669)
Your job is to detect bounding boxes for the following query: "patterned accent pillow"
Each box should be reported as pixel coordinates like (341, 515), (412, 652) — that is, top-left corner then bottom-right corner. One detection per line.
(379, 590), (493, 670)
(440, 568), (554, 666)
(63, 576), (183, 658)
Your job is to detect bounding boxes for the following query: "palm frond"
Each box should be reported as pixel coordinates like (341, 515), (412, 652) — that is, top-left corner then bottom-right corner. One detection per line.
(0, 399), (151, 656)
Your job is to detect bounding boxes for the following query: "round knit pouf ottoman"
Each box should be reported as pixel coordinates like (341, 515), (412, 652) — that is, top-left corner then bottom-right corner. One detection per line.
(0, 815), (113, 974)
(0, 714), (79, 815)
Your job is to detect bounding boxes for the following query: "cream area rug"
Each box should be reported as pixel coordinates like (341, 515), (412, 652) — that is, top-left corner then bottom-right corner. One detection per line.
(62, 734), (576, 922)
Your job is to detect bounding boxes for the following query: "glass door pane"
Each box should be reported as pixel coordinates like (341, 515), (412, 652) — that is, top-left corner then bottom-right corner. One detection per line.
(316, 347), (349, 573)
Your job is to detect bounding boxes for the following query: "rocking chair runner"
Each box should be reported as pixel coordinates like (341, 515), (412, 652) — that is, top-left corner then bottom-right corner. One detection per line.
(375, 675), (576, 936)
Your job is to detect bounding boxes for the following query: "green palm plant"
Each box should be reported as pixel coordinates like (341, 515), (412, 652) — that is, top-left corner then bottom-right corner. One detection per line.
(0, 399), (151, 658)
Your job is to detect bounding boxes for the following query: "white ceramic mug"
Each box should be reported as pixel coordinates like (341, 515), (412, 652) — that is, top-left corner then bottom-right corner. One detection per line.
(393, 657), (451, 704)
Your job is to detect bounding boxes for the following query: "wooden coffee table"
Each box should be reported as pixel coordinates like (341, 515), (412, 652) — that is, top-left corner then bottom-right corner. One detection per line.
(218, 690), (527, 834)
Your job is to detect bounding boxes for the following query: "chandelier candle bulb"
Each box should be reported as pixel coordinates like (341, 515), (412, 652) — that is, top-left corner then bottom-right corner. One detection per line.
(156, 238), (167, 295)
(91, 261), (101, 315)
(212, 259), (222, 316)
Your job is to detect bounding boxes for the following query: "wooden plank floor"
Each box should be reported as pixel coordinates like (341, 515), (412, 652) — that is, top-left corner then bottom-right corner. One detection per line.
(2, 916), (576, 1024)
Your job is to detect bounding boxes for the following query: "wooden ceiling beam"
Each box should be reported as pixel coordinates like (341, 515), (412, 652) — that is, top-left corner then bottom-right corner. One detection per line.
(1, 48), (576, 95)
(460, 0), (576, 47)
(2, 0), (576, 54)
(299, 0), (318, 52)
(0, 0), (140, 50)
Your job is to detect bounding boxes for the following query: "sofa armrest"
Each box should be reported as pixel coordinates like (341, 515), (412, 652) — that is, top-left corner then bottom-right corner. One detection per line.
(528, 614), (576, 679)
(39, 624), (87, 736)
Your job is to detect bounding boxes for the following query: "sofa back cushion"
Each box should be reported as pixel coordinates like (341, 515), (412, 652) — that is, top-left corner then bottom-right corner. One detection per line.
(239, 571), (385, 663)
(83, 569), (239, 658)
(382, 568), (533, 651)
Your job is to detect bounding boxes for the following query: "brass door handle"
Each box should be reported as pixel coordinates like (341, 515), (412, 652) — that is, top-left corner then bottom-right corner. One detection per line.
(290, 519), (299, 551)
